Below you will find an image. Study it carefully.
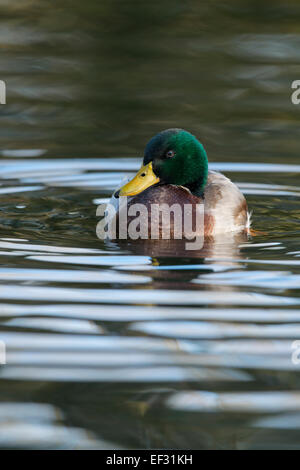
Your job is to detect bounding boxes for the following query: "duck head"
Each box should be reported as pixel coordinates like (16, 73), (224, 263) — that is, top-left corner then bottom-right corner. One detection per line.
(118, 128), (209, 198)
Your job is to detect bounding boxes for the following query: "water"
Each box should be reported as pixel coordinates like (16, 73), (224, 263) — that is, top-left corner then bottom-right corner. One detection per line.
(0, 0), (299, 450)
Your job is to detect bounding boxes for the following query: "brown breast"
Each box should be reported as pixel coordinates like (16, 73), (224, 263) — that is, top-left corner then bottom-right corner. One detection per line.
(116, 184), (207, 239)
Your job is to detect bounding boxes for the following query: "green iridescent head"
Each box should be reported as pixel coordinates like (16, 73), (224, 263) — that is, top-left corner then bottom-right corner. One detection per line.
(144, 129), (208, 195)
(118, 129), (208, 198)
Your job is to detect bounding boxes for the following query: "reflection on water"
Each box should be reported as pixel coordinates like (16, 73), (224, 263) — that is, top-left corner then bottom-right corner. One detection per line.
(0, 0), (300, 450)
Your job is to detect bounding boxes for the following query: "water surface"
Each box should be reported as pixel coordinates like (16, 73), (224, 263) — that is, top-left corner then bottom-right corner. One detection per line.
(0, 0), (300, 450)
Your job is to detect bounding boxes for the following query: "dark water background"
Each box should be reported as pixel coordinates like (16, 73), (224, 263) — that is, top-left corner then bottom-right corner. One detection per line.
(0, 0), (300, 449)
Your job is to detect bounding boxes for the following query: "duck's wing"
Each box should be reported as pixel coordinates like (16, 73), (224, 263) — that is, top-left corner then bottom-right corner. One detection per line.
(204, 170), (250, 234)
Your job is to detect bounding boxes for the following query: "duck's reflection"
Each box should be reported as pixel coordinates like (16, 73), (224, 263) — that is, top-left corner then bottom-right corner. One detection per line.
(107, 231), (249, 290)
(111, 231), (248, 264)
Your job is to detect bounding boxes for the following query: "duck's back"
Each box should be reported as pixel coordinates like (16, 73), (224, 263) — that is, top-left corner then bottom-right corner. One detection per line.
(204, 170), (249, 234)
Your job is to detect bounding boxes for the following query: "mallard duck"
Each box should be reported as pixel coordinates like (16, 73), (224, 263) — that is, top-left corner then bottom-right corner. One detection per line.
(113, 129), (250, 238)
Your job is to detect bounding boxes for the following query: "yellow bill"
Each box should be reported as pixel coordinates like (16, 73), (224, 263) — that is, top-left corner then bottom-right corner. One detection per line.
(119, 162), (160, 197)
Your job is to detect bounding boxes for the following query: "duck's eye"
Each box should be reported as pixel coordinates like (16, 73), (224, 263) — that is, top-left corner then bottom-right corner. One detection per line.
(166, 150), (175, 158)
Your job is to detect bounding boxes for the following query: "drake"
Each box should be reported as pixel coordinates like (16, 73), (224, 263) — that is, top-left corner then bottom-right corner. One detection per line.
(113, 129), (250, 238)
